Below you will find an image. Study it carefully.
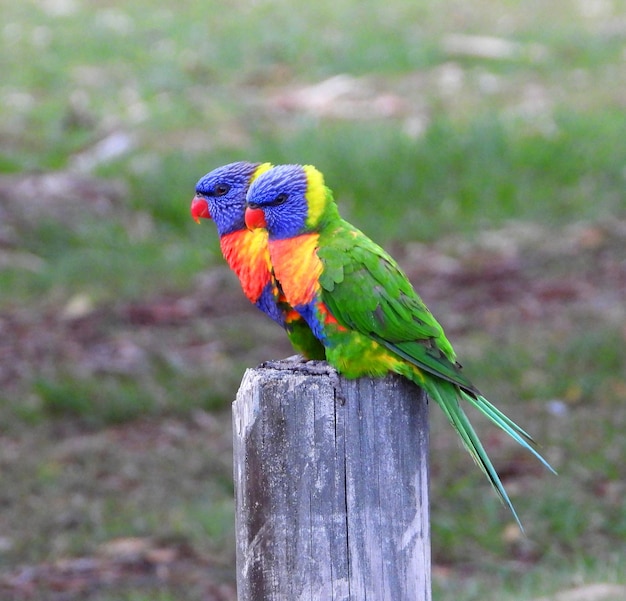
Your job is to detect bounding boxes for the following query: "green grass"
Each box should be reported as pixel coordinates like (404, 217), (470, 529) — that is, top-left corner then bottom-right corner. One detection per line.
(4, 109), (625, 310)
(247, 110), (626, 240)
(1, 0), (626, 598)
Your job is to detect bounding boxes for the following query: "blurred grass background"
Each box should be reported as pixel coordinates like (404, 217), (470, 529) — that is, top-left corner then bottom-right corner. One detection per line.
(1, 0), (625, 599)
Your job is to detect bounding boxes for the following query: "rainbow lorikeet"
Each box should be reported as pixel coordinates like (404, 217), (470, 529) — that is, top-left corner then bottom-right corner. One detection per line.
(244, 163), (555, 526)
(191, 161), (325, 360)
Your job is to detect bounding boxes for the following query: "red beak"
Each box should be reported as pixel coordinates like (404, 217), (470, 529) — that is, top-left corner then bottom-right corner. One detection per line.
(191, 196), (211, 223)
(245, 207), (267, 230)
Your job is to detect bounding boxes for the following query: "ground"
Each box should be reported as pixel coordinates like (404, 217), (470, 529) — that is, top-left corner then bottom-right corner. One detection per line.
(1, 172), (625, 599)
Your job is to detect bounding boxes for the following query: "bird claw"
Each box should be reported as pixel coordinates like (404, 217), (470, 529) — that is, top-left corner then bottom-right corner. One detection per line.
(259, 355), (308, 370)
(258, 357), (346, 404)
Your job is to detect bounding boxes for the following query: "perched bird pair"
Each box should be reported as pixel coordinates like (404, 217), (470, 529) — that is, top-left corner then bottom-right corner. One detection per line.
(191, 161), (554, 527)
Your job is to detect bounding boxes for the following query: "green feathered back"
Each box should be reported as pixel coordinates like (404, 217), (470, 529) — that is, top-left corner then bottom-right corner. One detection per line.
(316, 217), (483, 393)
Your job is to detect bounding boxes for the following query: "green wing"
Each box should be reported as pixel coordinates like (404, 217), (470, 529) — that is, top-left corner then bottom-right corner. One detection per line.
(317, 220), (478, 394)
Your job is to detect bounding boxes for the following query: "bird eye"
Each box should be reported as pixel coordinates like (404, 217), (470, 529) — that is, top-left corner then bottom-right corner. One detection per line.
(215, 183), (231, 196)
(271, 193), (288, 206)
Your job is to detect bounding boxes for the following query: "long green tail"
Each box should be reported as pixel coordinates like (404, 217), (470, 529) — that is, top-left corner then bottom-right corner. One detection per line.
(424, 378), (556, 531)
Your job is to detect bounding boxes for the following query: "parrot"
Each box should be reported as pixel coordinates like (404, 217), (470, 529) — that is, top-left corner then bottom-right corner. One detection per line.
(244, 163), (555, 527)
(190, 161), (325, 360)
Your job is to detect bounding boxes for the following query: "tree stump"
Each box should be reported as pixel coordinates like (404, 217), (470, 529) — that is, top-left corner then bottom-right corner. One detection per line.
(233, 359), (431, 601)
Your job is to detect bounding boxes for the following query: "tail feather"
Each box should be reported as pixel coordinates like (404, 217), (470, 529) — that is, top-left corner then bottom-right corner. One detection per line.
(425, 379), (555, 531)
(463, 393), (534, 442)
(461, 391), (557, 476)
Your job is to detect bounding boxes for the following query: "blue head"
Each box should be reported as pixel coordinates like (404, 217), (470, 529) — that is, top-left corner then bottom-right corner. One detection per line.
(245, 164), (329, 239)
(191, 161), (272, 236)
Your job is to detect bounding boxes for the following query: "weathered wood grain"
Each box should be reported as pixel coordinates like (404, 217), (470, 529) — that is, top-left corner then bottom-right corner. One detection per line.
(233, 360), (431, 601)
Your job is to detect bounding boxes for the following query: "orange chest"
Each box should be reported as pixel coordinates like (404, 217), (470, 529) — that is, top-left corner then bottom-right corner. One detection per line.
(269, 234), (323, 307)
(220, 230), (272, 302)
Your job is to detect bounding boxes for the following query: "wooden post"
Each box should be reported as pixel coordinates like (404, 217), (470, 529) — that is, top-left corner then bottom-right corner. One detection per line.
(233, 359), (431, 601)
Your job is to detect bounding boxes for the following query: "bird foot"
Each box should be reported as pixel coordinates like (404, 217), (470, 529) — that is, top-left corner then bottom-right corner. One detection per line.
(258, 357), (346, 404)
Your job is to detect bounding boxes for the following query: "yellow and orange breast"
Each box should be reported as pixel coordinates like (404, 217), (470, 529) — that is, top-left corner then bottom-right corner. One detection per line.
(268, 234), (323, 307)
(220, 229), (273, 303)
